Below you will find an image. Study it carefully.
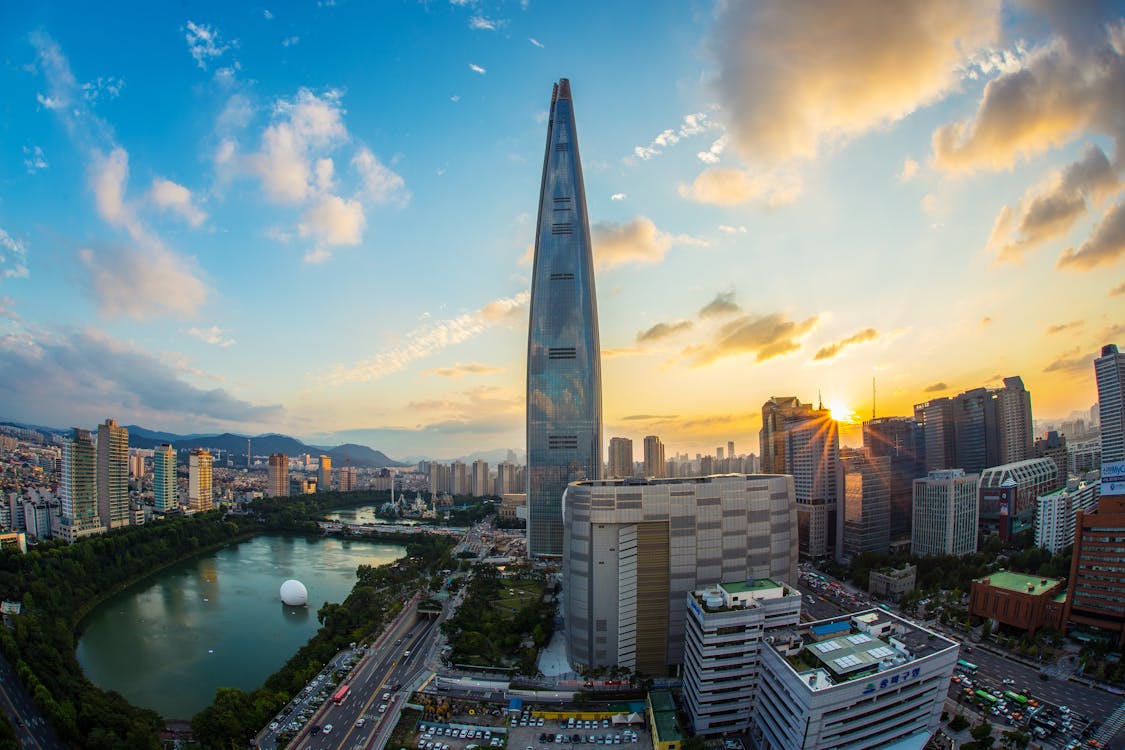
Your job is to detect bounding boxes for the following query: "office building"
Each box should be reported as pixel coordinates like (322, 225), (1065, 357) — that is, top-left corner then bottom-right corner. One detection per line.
(977, 457), (1060, 542)
(970, 572), (1066, 637)
(643, 435), (666, 478)
(1066, 493), (1125, 646)
(607, 437), (633, 479)
(526, 78), (603, 557)
(318, 455), (332, 492)
(1034, 431), (1068, 476)
(153, 443), (177, 512)
(862, 417), (925, 543)
(562, 474), (798, 674)
(1035, 477), (1100, 554)
(60, 428), (103, 542)
(914, 398), (955, 473)
(868, 565), (917, 602)
(189, 449), (213, 513)
(842, 455), (891, 558)
(268, 453), (290, 497)
(911, 469), (978, 557)
(682, 579), (803, 735)
(996, 376), (1034, 464)
(760, 397), (842, 561)
(753, 611), (958, 750)
(1097, 344), (1125, 466)
(97, 418), (130, 530)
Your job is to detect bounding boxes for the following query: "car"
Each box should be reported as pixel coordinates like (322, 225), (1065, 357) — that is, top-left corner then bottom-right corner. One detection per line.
(1003, 678), (1015, 685)
(383, 692), (392, 700)
(310, 726), (321, 735)
(379, 704), (388, 713)
(269, 722), (279, 730)
(323, 724), (333, 735)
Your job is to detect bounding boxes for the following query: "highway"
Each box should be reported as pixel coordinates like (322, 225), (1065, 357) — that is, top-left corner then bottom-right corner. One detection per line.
(0, 653), (67, 750)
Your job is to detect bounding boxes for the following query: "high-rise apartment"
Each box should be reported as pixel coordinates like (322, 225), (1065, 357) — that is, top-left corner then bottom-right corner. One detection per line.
(525, 79), (603, 557)
(97, 418), (130, 530)
(562, 474), (797, 674)
(318, 455), (332, 492)
(1036, 478), (1100, 554)
(189, 448), (213, 513)
(1097, 344), (1125, 467)
(607, 437), (633, 479)
(643, 435), (665, 478)
(471, 459), (489, 497)
(61, 428), (102, 541)
(997, 376), (1034, 463)
(268, 453), (290, 497)
(911, 469), (979, 557)
(760, 397), (842, 560)
(153, 443), (176, 512)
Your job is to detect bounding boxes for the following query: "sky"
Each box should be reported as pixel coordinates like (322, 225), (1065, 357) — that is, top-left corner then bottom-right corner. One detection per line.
(1, 1), (1124, 462)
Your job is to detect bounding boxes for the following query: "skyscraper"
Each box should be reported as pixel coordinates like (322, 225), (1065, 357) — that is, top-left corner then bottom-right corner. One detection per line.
(268, 453), (290, 497)
(526, 78), (603, 557)
(1097, 344), (1125, 468)
(97, 418), (130, 530)
(911, 469), (979, 557)
(643, 435), (666, 478)
(607, 437), (633, 479)
(61, 428), (101, 542)
(997, 376), (1034, 464)
(318, 454), (332, 492)
(189, 448), (213, 513)
(153, 443), (176, 512)
(862, 416), (925, 542)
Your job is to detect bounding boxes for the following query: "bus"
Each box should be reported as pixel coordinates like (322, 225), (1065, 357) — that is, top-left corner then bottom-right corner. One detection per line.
(975, 690), (998, 704)
(332, 684), (351, 704)
(1004, 691), (1028, 705)
(957, 659), (979, 674)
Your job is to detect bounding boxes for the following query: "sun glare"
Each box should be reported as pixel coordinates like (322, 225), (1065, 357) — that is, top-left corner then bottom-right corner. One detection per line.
(828, 402), (858, 424)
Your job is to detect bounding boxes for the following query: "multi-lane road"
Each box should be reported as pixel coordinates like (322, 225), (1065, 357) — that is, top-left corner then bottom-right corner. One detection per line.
(0, 653), (67, 750)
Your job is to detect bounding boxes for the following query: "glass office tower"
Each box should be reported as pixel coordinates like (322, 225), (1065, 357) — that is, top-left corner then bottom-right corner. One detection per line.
(526, 78), (603, 557)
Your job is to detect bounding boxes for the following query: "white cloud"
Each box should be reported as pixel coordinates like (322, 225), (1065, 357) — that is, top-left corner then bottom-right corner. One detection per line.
(36, 93), (64, 110)
(281, 36), (300, 47)
(319, 291), (530, 385)
(90, 148), (129, 226)
(304, 248), (332, 264)
(718, 225), (747, 234)
(469, 63), (487, 75)
(187, 326), (236, 347)
(697, 134), (728, 164)
(610, 193), (626, 201)
(150, 178), (207, 227)
(22, 146), (48, 173)
(679, 167), (802, 208)
(263, 9), (274, 19)
(82, 76), (124, 102)
(592, 217), (703, 270)
(529, 37), (544, 48)
(249, 88), (348, 204)
(633, 113), (713, 161)
(0, 229), (30, 280)
(299, 193), (366, 247)
(352, 147), (409, 205)
(184, 20), (234, 70)
(469, 15), (506, 30)
(899, 158), (920, 182)
(78, 243), (207, 319)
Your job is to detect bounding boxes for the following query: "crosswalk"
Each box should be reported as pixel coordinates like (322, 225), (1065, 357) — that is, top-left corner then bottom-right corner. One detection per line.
(1093, 699), (1125, 747)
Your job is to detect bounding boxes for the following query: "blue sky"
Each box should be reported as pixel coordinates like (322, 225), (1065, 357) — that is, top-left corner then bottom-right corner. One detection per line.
(1, 1), (1123, 460)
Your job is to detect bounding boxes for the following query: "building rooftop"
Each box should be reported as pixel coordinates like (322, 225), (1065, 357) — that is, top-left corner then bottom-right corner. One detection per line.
(646, 691), (682, 743)
(975, 571), (1061, 596)
(721, 578), (780, 594)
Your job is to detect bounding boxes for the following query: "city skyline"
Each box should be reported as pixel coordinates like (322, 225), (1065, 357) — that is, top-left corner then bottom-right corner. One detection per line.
(1, 3), (1124, 459)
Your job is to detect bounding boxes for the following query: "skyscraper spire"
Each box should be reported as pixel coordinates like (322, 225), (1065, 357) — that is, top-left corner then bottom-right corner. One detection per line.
(526, 78), (603, 557)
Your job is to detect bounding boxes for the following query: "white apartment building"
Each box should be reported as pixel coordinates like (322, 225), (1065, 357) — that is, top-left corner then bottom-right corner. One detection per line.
(911, 469), (979, 557)
(1036, 478), (1101, 554)
(682, 579), (802, 735)
(753, 610), (958, 750)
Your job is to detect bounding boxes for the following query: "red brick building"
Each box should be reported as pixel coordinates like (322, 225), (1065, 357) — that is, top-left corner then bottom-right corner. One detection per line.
(1064, 495), (1125, 646)
(969, 571), (1066, 636)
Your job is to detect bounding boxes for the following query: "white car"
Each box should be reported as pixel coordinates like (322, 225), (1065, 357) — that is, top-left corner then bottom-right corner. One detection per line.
(323, 724), (333, 735)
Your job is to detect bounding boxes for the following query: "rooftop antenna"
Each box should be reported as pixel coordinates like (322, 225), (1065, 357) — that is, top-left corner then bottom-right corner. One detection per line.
(818, 389), (823, 411)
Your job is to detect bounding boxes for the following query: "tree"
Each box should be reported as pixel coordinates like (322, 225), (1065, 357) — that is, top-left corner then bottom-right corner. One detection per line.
(970, 721), (995, 748)
(682, 737), (706, 750)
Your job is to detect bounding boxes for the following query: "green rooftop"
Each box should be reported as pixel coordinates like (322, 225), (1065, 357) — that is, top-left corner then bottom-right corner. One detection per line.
(976, 571), (1061, 596)
(647, 691), (682, 743)
(720, 578), (780, 594)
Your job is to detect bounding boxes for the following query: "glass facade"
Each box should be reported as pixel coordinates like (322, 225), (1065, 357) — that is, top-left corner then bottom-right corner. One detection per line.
(526, 78), (603, 557)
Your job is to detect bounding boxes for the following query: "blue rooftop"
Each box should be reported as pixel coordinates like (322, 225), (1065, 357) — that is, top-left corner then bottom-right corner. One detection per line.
(810, 621), (851, 636)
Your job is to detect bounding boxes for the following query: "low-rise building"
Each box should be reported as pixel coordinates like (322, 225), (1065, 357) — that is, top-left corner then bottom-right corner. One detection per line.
(753, 610), (958, 750)
(969, 571), (1066, 636)
(868, 565), (917, 602)
(682, 579), (802, 735)
(645, 692), (682, 750)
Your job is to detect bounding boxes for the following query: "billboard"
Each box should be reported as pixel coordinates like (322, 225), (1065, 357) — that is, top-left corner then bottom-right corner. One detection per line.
(1104, 461), (1125, 497)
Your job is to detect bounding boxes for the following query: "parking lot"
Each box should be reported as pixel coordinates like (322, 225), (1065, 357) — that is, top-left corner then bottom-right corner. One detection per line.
(404, 708), (651, 750)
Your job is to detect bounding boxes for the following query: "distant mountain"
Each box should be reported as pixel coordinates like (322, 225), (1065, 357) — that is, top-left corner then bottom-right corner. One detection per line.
(399, 448), (525, 464)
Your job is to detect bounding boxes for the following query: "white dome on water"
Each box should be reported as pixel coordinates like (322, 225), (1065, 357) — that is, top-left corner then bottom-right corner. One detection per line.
(280, 579), (308, 606)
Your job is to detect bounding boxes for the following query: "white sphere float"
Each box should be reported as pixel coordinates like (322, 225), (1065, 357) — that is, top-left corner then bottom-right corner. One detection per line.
(280, 579), (309, 606)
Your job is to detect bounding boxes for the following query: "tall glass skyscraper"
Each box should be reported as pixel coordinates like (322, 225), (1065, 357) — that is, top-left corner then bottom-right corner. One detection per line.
(526, 78), (603, 557)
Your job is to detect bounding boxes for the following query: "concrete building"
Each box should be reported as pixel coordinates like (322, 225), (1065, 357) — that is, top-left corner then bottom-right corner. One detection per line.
(153, 443), (177, 512)
(977, 457), (1061, 542)
(868, 565), (917, 602)
(60, 428), (104, 542)
(1069, 438), (1101, 477)
(499, 493), (527, 522)
(911, 469), (979, 557)
(1065, 493), (1125, 646)
(1035, 477), (1100, 554)
(318, 455), (332, 492)
(189, 449), (213, 513)
(97, 418), (130, 530)
(643, 435), (666, 478)
(450, 461), (468, 495)
(562, 474), (798, 674)
(268, 453), (289, 497)
(471, 460), (489, 497)
(1097, 344), (1125, 466)
(682, 579), (802, 735)
(753, 610), (958, 750)
(970, 572), (1066, 637)
(608, 437), (634, 479)
(760, 397), (842, 561)
(339, 464), (357, 492)
(1034, 431), (1068, 477)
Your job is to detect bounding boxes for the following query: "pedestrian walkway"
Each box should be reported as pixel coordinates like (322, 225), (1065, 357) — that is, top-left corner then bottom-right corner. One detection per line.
(1093, 699), (1125, 747)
